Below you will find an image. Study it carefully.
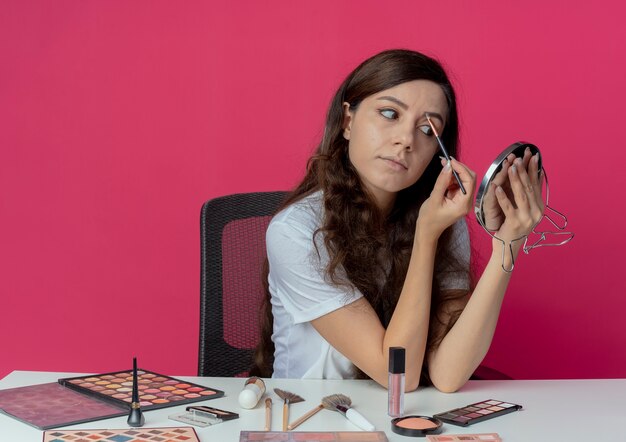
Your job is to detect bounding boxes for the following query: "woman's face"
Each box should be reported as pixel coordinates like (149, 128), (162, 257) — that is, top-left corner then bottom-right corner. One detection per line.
(343, 80), (448, 211)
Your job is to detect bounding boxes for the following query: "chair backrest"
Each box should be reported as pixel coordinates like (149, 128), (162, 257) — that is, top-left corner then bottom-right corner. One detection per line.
(198, 191), (287, 377)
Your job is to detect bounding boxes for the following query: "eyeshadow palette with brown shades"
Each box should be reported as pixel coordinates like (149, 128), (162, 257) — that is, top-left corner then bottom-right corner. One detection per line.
(433, 399), (522, 427)
(43, 426), (200, 442)
(59, 369), (223, 410)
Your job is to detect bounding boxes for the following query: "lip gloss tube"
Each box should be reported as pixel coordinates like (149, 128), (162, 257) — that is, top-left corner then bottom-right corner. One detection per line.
(388, 347), (405, 417)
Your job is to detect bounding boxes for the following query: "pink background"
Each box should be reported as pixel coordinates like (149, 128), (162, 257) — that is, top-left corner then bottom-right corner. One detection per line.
(1, 1), (624, 381)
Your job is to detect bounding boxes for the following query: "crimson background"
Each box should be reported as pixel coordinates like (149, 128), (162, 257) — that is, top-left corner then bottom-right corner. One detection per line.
(1, 1), (624, 380)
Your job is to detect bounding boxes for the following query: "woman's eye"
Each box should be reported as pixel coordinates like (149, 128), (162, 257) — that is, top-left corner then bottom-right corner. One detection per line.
(380, 109), (398, 119)
(418, 125), (434, 136)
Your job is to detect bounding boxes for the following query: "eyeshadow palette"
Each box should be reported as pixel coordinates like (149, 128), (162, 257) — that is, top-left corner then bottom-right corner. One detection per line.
(0, 382), (127, 430)
(433, 399), (522, 427)
(239, 432), (389, 441)
(43, 426), (200, 442)
(426, 434), (501, 442)
(0, 369), (223, 430)
(59, 368), (223, 410)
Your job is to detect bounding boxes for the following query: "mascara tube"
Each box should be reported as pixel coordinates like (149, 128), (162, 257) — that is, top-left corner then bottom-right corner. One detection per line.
(388, 347), (405, 417)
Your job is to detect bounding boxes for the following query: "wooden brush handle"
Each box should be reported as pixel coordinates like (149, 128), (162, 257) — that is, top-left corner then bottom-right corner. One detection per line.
(264, 398), (272, 431)
(287, 404), (323, 430)
(282, 401), (289, 432)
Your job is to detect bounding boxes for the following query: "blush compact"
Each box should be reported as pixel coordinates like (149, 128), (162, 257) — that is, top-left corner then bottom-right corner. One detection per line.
(391, 415), (443, 437)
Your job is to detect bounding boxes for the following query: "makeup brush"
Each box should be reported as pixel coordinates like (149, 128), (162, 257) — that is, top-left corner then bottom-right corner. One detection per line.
(321, 393), (375, 431)
(425, 112), (466, 195)
(126, 357), (145, 427)
(264, 397), (272, 431)
(287, 403), (324, 430)
(273, 388), (305, 432)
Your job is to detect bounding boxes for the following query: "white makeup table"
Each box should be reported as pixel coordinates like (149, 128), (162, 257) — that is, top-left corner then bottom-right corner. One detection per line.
(0, 371), (623, 441)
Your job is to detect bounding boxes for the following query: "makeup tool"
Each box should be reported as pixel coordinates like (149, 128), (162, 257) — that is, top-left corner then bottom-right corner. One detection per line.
(43, 426), (200, 442)
(425, 112), (466, 194)
(388, 346), (405, 417)
(240, 431), (389, 442)
(426, 434), (501, 442)
(274, 388), (304, 432)
(287, 403), (324, 430)
(264, 397), (272, 431)
(238, 376), (266, 409)
(126, 357), (145, 427)
(321, 393), (375, 431)
(433, 399), (522, 427)
(168, 405), (239, 427)
(391, 415), (442, 437)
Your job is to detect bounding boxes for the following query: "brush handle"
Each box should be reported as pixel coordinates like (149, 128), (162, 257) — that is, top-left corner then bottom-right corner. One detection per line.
(346, 408), (375, 431)
(287, 404), (323, 430)
(282, 401), (289, 431)
(264, 398), (272, 431)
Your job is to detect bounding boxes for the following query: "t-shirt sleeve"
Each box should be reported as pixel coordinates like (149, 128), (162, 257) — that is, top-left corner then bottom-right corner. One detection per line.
(266, 209), (362, 325)
(435, 218), (471, 291)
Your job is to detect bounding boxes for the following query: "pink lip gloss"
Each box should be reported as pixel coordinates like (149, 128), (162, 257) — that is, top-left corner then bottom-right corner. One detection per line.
(388, 346), (405, 417)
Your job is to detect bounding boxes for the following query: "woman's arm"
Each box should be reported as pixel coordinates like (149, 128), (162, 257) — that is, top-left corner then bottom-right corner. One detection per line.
(427, 152), (544, 392)
(311, 160), (476, 391)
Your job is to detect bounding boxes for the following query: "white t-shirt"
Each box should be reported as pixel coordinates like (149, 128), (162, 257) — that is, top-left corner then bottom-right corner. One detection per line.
(267, 191), (470, 379)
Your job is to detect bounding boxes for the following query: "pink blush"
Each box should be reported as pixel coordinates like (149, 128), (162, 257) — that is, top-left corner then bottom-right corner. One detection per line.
(396, 417), (439, 429)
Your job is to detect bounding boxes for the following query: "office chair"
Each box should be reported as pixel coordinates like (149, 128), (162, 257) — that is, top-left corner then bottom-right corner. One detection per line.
(198, 191), (511, 380)
(199, 191), (287, 377)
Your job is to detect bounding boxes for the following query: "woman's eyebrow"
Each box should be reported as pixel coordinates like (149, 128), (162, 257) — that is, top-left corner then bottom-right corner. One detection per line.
(376, 96), (408, 110)
(422, 112), (444, 124)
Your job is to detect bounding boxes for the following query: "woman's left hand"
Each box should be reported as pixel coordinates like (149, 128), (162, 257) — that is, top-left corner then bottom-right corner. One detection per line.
(492, 151), (544, 246)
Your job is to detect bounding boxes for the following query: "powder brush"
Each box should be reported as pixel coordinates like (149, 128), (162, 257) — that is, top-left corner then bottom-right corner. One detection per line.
(321, 393), (375, 431)
(273, 388), (305, 431)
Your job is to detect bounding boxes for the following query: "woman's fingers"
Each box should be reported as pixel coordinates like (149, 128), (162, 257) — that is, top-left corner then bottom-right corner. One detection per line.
(449, 157), (476, 192)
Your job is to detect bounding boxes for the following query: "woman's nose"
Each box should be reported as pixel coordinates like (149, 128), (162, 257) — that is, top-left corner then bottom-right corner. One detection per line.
(394, 124), (415, 151)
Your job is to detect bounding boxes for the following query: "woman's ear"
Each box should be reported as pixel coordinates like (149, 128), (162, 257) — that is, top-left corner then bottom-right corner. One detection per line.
(342, 102), (353, 140)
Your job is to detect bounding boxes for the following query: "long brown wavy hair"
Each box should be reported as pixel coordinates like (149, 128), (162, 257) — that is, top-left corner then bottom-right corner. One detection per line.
(250, 49), (472, 384)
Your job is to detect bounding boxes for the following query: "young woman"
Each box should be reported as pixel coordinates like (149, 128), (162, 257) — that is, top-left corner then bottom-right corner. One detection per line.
(251, 49), (543, 393)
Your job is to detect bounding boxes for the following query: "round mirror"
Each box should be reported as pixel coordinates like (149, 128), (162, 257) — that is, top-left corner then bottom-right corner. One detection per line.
(474, 141), (542, 232)
(474, 141), (572, 272)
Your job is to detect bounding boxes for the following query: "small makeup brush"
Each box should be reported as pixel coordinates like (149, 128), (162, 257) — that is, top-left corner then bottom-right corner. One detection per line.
(127, 357), (145, 427)
(287, 403), (324, 430)
(321, 393), (375, 431)
(425, 112), (466, 195)
(273, 388), (305, 432)
(264, 397), (272, 431)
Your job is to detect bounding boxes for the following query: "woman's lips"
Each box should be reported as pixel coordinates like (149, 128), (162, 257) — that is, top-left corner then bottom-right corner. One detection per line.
(380, 157), (408, 171)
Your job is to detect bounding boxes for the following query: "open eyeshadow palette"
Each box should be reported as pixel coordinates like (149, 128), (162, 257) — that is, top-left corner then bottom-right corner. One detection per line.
(240, 432), (389, 442)
(43, 426), (200, 442)
(433, 399), (522, 427)
(0, 369), (223, 430)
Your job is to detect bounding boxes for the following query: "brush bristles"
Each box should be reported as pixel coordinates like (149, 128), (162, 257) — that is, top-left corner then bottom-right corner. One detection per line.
(321, 393), (351, 410)
(273, 388), (305, 404)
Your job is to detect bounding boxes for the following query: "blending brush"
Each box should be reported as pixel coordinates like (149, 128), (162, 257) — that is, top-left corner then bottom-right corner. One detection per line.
(273, 388), (305, 431)
(425, 112), (466, 195)
(321, 393), (375, 431)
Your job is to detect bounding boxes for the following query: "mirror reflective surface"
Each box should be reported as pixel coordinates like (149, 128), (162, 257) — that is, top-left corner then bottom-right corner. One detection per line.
(474, 141), (574, 272)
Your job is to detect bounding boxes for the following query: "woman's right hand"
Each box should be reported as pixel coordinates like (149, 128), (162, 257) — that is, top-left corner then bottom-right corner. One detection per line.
(417, 158), (476, 239)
